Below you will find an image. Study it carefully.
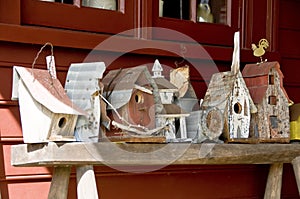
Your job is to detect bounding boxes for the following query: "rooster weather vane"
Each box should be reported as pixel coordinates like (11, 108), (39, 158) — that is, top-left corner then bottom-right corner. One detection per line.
(251, 38), (269, 64)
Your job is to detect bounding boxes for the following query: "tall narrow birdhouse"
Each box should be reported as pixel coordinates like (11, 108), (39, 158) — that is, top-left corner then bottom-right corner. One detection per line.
(151, 60), (190, 140)
(242, 61), (291, 142)
(200, 32), (257, 142)
(11, 66), (86, 143)
(64, 62), (106, 142)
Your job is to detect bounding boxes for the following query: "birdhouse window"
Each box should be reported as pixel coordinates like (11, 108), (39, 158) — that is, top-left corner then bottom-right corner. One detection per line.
(269, 75), (274, 85)
(58, 117), (67, 128)
(270, 116), (278, 129)
(268, 96), (277, 105)
(233, 102), (242, 114)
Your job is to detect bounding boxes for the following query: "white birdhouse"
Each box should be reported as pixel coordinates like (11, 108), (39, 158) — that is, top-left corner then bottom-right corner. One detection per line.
(11, 66), (86, 143)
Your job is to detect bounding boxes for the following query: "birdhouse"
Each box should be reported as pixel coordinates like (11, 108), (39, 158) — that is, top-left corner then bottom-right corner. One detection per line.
(64, 62), (106, 142)
(152, 60), (190, 141)
(200, 32), (257, 142)
(102, 65), (164, 141)
(242, 61), (292, 142)
(11, 66), (86, 143)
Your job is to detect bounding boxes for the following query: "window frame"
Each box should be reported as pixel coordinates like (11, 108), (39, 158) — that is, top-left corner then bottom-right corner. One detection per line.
(151, 0), (242, 46)
(21, 0), (136, 35)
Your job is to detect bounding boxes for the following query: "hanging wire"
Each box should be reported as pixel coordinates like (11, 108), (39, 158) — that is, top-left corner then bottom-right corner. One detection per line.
(31, 42), (54, 70)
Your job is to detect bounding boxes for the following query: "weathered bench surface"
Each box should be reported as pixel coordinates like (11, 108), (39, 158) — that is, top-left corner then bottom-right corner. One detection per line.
(11, 142), (300, 166)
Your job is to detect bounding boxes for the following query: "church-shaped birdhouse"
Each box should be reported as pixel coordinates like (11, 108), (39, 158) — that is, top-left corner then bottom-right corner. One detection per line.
(242, 61), (291, 142)
(11, 65), (86, 143)
(152, 60), (190, 140)
(200, 32), (257, 142)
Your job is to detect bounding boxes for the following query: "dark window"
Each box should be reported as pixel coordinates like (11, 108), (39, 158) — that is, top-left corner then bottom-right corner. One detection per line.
(269, 74), (274, 85)
(270, 116), (278, 129)
(268, 96), (276, 105)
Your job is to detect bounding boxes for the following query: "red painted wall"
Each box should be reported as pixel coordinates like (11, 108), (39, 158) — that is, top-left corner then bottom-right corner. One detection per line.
(0, 0), (300, 198)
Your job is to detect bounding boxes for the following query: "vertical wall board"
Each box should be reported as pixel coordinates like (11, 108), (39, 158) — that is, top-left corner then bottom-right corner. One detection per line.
(2, 144), (51, 177)
(0, 106), (22, 139)
(6, 181), (50, 199)
(0, 67), (13, 101)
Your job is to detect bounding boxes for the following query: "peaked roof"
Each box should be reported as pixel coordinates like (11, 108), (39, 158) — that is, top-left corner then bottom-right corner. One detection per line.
(102, 65), (155, 109)
(12, 66), (86, 115)
(202, 71), (257, 113)
(154, 77), (178, 91)
(242, 61), (291, 104)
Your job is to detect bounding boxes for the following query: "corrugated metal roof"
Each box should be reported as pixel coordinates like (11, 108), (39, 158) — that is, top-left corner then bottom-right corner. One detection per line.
(65, 62), (106, 110)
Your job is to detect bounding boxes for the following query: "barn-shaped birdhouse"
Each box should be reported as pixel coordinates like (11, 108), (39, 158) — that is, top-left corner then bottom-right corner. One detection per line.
(64, 62), (106, 142)
(152, 60), (190, 141)
(242, 61), (291, 142)
(200, 32), (257, 142)
(11, 66), (86, 143)
(102, 65), (164, 140)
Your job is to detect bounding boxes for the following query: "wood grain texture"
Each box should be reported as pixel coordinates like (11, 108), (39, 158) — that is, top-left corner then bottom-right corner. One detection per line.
(264, 163), (283, 199)
(48, 166), (71, 199)
(292, 156), (300, 195)
(11, 142), (300, 166)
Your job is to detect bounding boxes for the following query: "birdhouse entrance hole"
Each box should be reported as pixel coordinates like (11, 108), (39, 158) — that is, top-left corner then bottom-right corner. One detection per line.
(233, 102), (242, 114)
(58, 117), (67, 128)
(135, 92), (144, 104)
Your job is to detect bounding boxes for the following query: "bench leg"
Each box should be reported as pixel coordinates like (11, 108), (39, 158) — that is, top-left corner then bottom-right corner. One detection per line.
(264, 163), (283, 199)
(76, 165), (99, 199)
(292, 157), (300, 195)
(48, 166), (71, 199)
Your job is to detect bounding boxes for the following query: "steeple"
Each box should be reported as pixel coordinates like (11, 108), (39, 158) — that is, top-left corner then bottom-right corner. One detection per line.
(152, 59), (164, 78)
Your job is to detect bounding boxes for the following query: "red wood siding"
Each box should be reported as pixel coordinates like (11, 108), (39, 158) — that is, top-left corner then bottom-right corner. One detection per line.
(279, 0), (300, 103)
(0, 0), (299, 198)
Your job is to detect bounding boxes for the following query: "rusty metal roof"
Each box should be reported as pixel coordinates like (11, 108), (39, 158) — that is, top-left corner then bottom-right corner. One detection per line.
(242, 61), (283, 78)
(12, 66), (86, 115)
(242, 61), (291, 104)
(102, 65), (155, 109)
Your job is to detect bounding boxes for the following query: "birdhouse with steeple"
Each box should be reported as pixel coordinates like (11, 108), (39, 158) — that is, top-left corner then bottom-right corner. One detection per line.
(152, 60), (190, 141)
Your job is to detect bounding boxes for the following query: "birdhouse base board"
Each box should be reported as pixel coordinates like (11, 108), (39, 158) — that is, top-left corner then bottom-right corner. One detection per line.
(100, 136), (166, 143)
(48, 136), (76, 142)
(225, 137), (290, 144)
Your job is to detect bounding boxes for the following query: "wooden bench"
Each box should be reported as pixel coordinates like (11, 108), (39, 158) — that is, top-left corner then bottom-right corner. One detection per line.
(11, 142), (300, 199)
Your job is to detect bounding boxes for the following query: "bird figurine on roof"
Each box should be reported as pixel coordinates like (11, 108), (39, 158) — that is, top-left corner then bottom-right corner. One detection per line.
(251, 38), (269, 63)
